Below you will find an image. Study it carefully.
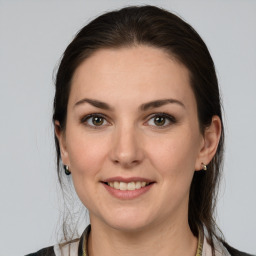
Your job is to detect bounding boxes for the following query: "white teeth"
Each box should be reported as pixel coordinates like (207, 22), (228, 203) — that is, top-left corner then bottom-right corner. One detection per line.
(127, 182), (135, 190)
(114, 181), (120, 189)
(141, 181), (146, 187)
(107, 181), (150, 191)
(135, 181), (142, 189)
(119, 182), (127, 190)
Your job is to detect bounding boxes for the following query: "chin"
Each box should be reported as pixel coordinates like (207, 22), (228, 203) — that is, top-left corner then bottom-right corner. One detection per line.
(100, 210), (156, 233)
(108, 221), (150, 233)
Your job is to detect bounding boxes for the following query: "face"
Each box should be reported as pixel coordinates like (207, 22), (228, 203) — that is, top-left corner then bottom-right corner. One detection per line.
(57, 46), (206, 232)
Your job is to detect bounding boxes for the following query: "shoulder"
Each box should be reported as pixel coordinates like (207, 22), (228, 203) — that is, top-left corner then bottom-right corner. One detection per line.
(222, 242), (255, 256)
(203, 231), (254, 256)
(25, 225), (90, 256)
(25, 246), (55, 256)
(25, 238), (80, 256)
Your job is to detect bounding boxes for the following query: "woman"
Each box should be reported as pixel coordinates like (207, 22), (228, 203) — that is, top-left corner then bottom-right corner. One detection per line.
(27, 5), (253, 256)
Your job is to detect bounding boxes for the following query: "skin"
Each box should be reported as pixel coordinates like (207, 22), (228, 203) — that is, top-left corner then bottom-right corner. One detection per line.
(56, 45), (221, 256)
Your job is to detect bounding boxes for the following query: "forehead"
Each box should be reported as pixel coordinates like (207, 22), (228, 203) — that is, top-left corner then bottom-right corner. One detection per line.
(70, 46), (195, 109)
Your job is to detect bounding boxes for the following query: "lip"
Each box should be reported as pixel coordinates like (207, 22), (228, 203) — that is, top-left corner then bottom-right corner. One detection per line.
(102, 176), (154, 183)
(101, 177), (155, 200)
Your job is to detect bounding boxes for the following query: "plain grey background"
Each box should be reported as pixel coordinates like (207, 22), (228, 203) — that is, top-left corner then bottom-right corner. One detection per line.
(0, 1), (255, 255)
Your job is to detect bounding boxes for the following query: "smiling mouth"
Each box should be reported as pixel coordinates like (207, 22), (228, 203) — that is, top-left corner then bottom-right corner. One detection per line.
(103, 181), (153, 191)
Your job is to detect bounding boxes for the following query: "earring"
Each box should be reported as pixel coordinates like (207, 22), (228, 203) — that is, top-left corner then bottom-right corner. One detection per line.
(201, 163), (207, 171)
(64, 165), (71, 175)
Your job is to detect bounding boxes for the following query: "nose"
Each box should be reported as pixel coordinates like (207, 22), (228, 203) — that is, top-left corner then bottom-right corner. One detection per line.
(109, 124), (145, 168)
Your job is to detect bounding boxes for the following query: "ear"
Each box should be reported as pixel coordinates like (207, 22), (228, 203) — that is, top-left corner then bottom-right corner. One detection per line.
(195, 115), (222, 171)
(55, 121), (70, 166)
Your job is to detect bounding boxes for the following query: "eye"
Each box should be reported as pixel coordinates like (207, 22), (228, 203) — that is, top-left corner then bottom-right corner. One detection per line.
(81, 114), (109, 128)
(146, 113), (176, 128)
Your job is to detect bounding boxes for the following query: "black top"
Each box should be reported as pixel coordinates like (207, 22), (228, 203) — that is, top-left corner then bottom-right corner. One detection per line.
(26, 225), (254, 256)
(25, 244), (254, 256)
(26, 246), (55, 256)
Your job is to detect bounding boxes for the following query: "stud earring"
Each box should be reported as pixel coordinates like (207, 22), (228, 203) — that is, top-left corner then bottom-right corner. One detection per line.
(201, 163), (207, 171)
(64, 165), (71, 175)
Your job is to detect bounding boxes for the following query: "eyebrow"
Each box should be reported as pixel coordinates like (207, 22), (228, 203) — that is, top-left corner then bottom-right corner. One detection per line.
(140, 99), (185, 111)
(74, 98), (185, 111)
(74, 98), (113, 110)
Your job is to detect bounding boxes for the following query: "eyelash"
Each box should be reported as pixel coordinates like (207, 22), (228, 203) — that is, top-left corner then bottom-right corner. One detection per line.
(145, 112), (176, 128)
(81, 113), (176, 129)
(81, 113), (109, 129)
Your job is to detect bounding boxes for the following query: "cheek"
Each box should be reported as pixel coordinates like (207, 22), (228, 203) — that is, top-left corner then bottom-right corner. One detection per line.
(66, 129), (110, 177)
(65, 130), (111, 208)
(146, 129), (200, 197)
(149, 133), (199, 172)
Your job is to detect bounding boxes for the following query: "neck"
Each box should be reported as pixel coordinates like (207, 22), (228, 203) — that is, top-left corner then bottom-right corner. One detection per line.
(88, 218), (198, 256)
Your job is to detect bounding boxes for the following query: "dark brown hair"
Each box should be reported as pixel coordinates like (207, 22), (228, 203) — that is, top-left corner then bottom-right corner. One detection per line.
(53, 5), (224, 251)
